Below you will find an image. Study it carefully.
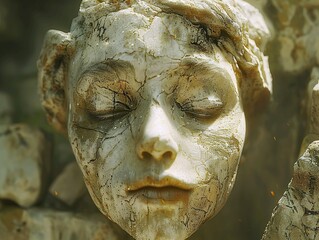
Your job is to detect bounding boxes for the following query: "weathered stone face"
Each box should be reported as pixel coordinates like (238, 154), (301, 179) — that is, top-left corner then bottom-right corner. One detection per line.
(38, 1), (272, 239)
(67, 10), (246, 240)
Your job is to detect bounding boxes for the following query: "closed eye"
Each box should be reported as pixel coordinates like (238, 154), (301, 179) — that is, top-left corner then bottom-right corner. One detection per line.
(88, 101), (135, 121)
(176, 96), (224, 120)
(87, 94), (136, 121)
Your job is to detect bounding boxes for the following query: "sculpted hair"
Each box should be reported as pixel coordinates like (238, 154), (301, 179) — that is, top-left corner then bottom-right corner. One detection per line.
(38, 0), (272, 132)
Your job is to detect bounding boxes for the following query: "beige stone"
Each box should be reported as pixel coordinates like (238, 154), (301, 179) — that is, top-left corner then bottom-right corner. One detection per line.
(0, 207), (121, 240)
(263, 68), (319, 239)
(49, 161), (86, 206)
(37, 0), (272, 239)
(0, 124), (51, 207)
(272, 0), (319, 72)
(262, 140), (319, 240)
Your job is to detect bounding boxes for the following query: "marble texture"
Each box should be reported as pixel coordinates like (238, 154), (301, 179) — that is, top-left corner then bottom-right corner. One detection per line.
(0, 0), (315, 239)
(37, 0), (272, 239)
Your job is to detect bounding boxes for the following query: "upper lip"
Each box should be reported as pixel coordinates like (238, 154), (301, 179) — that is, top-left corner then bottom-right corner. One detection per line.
(126, 176), (194, 192)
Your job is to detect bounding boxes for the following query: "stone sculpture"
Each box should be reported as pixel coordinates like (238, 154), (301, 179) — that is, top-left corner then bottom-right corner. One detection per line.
(262, 67), (319, 240)
(37, 0), (272, 239)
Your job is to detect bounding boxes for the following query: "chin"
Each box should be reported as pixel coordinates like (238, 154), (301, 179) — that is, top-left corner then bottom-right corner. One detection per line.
(122, 201), (191, 240)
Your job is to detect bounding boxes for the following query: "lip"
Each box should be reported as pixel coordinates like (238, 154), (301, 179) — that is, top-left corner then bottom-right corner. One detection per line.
(126, 176), (193, 202)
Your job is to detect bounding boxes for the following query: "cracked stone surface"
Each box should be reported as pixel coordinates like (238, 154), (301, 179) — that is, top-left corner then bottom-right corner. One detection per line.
(0, 124), (51, 207)
(262, 66), (319, 239)
(262, 140), (319, 240)
(37, 0), (271, 239)
(1, 0), (319, 239)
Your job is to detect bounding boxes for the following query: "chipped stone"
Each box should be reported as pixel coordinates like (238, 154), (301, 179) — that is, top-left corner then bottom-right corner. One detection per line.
(0, 207), (121, 240)
(49, 161), (86, 206)
(0, 124), (51, 207)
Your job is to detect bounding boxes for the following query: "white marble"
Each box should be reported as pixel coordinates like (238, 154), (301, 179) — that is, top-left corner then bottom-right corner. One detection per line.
(38, 0), (272, 239)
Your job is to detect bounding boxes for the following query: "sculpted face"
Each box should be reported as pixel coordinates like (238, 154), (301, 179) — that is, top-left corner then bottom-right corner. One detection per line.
(67, 10), (245, 240)
(39, 0), (272, 239)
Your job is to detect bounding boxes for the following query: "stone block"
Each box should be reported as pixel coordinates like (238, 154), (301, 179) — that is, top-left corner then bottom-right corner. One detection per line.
(0, 207), (122, 240)
(49, 161), (86, 206)
(0, 124), (51, 207)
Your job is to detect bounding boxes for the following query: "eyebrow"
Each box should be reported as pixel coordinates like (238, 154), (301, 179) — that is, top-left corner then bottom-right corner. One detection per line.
(178, 56), (235, 83)
(78, 60), (135, 82)
(175, 56), (239, 97)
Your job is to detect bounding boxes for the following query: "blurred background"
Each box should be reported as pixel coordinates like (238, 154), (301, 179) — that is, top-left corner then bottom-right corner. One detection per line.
(0, 0), (315, 239)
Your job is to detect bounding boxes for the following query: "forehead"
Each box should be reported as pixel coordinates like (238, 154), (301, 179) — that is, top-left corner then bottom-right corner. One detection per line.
(71, 9), (210, 67)
(69, 7), (238, 92)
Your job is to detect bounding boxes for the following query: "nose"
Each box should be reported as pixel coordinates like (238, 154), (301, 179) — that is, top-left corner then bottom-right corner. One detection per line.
(136, 105), (178, 162)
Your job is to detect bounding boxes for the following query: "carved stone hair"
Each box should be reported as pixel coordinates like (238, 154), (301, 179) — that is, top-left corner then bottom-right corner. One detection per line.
(38, 0), (272, 133)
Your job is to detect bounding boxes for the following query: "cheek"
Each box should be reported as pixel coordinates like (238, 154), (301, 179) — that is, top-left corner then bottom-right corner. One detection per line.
(181, 110), (245, 174)
(180, 109), (245, 196)
(204, 118), (244, 176)
(68, 121), (137, 215)
(182, 114), (245, 221)
(69, 125), (131, 181)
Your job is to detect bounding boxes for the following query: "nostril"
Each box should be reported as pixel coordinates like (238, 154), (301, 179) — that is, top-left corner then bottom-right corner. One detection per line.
(140, 151), (175, 161)
(162, 151), (173, 161)
(137, 135), (178, 161)
(141, 151), (153, 160)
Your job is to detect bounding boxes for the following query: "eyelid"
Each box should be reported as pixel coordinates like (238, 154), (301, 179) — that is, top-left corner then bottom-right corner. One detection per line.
(88, 101), (132, 113)
(88, 101), (134, 121)
(176, 96), (224, 119)
(83, 85), (136, 120)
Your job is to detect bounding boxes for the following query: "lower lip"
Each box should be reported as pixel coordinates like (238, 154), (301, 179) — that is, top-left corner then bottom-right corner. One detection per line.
(130, 187), (191, 203)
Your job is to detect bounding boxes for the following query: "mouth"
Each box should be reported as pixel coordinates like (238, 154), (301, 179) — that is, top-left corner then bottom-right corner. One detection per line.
(127, 176), (193, 203)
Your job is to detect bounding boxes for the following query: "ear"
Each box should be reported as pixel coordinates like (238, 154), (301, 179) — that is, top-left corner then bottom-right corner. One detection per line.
(38, 30), (73, 134)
